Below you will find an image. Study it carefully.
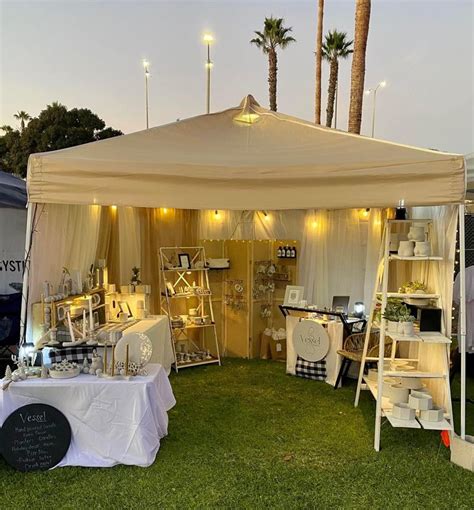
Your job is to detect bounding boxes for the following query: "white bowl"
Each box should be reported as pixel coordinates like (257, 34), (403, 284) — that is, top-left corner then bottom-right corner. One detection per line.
(392, 403), (416, 421)
(420, 406), (444, 422)
(408, 391), (433, 411)
(382, 377), (397, 397)
(389, 384), (410, 404)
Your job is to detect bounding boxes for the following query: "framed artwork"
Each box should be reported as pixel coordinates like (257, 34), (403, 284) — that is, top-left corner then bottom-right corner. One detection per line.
(178, 253), (191, 269)
(118, 301), (133, 318)
(283, 285), (304, 306)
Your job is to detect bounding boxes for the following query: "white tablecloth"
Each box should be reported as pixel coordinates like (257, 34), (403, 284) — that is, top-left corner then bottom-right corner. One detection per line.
(0, 364), (175, 468)
(286, 316), (344, 387)
(125, 316), (175, 374)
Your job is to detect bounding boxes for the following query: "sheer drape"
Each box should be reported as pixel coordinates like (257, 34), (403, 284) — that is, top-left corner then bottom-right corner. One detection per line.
(299, 209), (383, 310)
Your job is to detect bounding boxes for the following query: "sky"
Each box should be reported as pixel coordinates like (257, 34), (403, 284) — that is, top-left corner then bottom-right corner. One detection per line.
(1, 0), (473, 154)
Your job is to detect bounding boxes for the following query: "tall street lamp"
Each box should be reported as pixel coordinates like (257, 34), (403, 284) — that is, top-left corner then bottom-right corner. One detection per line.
(143, 59), (150, 129)
(365, 80), (386, 137)
(203, 33), (214, 114)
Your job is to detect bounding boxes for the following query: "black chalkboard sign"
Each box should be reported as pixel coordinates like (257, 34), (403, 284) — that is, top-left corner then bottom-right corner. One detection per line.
(0, 403), (71, 471)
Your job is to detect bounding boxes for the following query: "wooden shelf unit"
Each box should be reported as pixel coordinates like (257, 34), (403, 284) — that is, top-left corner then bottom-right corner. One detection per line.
(200, 239), (299, 359)
(159, 246), (221, 372)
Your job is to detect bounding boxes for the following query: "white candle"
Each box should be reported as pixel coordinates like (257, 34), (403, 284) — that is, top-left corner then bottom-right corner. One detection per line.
(89, 297), (94, 332)
(66, 311), (75, 343)
(82, 309), (86, 338)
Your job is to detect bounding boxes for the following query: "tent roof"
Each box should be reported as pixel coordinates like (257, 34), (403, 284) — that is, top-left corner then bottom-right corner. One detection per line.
(27, 95), (465, 210)
(0, 171), (27, 209)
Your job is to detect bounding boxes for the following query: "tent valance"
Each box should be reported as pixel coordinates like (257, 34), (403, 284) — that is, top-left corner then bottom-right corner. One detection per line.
(27, 95), (465, 210)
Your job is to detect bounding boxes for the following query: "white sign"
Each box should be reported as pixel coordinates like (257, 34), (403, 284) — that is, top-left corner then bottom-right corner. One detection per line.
(292, 320), (329, 362)
(0, 208), (27, 294)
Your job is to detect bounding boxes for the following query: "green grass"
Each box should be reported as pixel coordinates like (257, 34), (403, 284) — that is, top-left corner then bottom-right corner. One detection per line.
(1, 359), (473, 509)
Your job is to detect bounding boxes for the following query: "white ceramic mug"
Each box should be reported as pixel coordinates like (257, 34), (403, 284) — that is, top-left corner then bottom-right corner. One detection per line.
(407, 226), (425, 242)
(398, 240), (415, 257)
(414, 241), (431, 257)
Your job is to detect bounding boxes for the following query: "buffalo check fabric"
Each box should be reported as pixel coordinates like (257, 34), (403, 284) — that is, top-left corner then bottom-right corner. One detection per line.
(295, 356), (327, 381)
(48, 346), (95, 363)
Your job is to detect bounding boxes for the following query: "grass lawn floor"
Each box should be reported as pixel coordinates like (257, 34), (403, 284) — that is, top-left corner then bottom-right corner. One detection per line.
(1, 358), (473, 509)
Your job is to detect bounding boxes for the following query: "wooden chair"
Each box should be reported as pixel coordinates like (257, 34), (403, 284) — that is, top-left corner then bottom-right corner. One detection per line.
(334, 330), (393, 389)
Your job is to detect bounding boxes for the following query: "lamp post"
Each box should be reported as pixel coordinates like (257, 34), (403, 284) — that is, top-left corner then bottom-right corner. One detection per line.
(365, 80), (386, 137)
(143, 59), (150, 129)
(203, 33), (214, 114)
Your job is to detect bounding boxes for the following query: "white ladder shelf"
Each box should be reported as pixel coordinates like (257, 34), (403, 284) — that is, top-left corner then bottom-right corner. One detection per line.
(354, 219), (454, 451)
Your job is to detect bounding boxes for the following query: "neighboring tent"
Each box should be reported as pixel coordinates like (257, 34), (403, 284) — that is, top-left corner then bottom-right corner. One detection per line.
(27, 95), (465, 210)
(0, 171), (27, 294)
(0, 171), (27, 209)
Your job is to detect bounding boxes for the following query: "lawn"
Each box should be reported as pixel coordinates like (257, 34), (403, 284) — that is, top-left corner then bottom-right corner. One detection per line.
(1, 358), (473, 509)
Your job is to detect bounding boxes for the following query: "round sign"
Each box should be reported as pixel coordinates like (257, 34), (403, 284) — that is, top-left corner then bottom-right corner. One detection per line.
(0, 403), (71, 471)
(293, 320), (330, 362)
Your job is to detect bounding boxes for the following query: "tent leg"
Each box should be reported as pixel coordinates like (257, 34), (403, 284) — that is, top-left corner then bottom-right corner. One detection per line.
(458, 203), (466, 440)
(19, 202), (35, 347)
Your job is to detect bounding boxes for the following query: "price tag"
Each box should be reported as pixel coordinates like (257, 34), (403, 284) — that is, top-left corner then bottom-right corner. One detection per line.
(276, 342), (282, 352)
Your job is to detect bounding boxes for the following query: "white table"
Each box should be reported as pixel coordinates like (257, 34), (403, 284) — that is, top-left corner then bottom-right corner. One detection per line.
(0, 364), (175, 468)
(286, 316), (344, 387)
(124, 316), (174, 374)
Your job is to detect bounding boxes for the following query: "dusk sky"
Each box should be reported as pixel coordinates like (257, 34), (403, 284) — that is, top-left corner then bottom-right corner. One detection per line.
(1, 0), (473, 154)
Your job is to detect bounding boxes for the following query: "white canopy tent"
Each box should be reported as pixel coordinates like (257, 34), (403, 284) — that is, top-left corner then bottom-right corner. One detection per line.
(23, 95), (468, 443)
(27, 95), (464, 210)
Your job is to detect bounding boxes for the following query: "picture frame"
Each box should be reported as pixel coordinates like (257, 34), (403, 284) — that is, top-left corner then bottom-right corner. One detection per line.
(284, 285), (305, 306)
(178, 253), (191, 269)
(117, 301), (133, 318)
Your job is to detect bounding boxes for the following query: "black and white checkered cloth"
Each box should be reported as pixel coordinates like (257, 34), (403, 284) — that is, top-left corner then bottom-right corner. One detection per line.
(48, 346), (95, 364)
(295, 356), (327, 381)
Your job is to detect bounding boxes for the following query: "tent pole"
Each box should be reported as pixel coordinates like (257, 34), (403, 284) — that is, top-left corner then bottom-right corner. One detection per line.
(19, 202), (35, 347)
(458, 203), (466, 440)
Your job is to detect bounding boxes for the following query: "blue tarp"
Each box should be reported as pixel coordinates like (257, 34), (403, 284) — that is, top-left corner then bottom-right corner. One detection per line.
(0, 171), (27, 209)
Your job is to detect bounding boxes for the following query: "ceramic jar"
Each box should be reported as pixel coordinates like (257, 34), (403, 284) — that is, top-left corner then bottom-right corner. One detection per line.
(387, 320), (399, 333)
(408, 225), (426, 242)
(398, 240), (415, 257)
(392, 403), (416, 421)
(401, 321), (415, 336)
(389, 384), (410, 404)
(389, 233), (399, 253)
(414, 241), (431, 257)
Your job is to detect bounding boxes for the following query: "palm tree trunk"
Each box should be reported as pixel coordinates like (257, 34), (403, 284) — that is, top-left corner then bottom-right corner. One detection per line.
(268, 49), (278, 111)
(348, 0), (371, 134)
(314, 0), (324, 124)
(325, 57), (339, 128)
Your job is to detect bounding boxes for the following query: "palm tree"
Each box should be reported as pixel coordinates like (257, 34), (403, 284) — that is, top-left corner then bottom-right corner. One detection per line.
(314, 0), (324, 124)
(251, 17), (296, 112)
(14, 111), (31, 132)
(323, 30), (353, 128)
(1, 125), (13, 133)
(348, 0), (371, 134)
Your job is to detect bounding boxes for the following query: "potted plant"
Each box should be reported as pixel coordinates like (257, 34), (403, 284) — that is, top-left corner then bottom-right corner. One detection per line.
(398, 280), (427, 295)
(383, 302), (403, 333)
(398, 309), (416, 336)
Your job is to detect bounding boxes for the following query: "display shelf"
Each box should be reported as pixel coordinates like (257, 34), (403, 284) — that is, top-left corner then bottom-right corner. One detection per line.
(384, 371), (446, 378)
(163, 267), (209, 272)
(385, 292), (440, 299)
(172, 323), (215, 330)
(386, 331), (451, 344)
(385, 411), (421, 429)
(387, 219), (432, 224)
(175, 357), (220, 369)
(355, 217), (454, 451)
(170, 293), (211, 299)
(159, 246), (221, 372)
(389, 255), (443, 261)
(417, 417), (452, 431)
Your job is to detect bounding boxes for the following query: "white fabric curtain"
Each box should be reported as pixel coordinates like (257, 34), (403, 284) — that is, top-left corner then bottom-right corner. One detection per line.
(298, 209), (382, 311)
(198, 210), (305, 241)
(117, 207), (141, 286)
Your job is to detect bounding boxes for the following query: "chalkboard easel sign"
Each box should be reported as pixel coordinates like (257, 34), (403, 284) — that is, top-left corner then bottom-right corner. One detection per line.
(0, 403), (71, 471)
